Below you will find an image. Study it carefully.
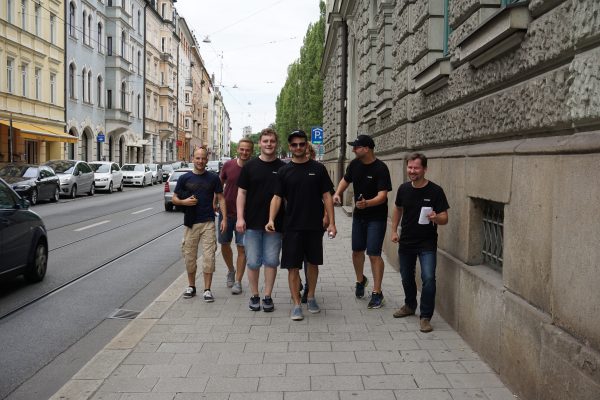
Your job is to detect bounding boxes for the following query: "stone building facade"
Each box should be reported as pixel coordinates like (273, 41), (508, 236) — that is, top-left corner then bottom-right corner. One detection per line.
(321, 1), (600, 399)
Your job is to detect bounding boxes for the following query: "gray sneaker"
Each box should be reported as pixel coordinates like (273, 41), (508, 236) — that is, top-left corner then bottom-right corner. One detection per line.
(307, 298), (320, 314)
(226, 269), (236, 288)
(231, 281), (242, 295)
(291, 305), (304, 321)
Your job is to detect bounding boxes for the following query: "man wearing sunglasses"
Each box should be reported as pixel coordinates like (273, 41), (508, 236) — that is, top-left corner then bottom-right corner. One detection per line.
(333, 134), (392, 309)
(266, 130), (337, 321)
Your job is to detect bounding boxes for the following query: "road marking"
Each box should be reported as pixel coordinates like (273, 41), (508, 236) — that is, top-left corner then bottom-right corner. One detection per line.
(132, 207), (153, 215)
(74, 220), (110, 232)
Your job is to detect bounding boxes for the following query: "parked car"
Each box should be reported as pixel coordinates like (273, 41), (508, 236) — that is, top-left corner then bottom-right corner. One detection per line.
(160, 163), (174, 182)
(148, 163), (163, 184)
(0, 178), (48, 283)
(0, 163), (60, 205)
(163, 168), (192, 211)
(89, 161), (124, 193)
(206, 160), (222, 174)
(121, 163), (153, 187)
(44, 160), (95, 198)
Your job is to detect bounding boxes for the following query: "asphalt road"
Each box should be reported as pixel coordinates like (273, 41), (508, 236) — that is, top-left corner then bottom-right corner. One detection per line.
(0, 184), (189, 399)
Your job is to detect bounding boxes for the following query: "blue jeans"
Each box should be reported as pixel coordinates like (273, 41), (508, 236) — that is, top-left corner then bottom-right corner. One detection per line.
(398, 250), (437, 319)
(351, 218), (387, 256)
(217, 214), (244, 246)
(244, 229), (282, 269)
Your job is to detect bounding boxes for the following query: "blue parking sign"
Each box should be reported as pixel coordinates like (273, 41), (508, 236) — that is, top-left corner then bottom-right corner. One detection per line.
(311, 126), (323, 144)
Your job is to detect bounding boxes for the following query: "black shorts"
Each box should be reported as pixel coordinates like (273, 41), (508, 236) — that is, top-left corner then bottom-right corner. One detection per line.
(281, 230), (324, 269)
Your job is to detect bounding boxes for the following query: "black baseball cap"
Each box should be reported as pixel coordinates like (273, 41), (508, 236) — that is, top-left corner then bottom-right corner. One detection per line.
(347, 134), (375, 149)
(288, 129), (308, 143)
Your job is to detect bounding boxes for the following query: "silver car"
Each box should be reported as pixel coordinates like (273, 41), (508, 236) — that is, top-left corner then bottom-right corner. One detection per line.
(89, 161), (124, 193)
(148, 163), (163, 184)
(163, 168), (192, 211)
(43, 160), (95, 199)
(121, 163), (153, 187)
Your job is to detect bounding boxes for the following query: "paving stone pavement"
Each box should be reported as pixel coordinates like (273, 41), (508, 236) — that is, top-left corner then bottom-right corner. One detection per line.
(51, 209), (517, 400)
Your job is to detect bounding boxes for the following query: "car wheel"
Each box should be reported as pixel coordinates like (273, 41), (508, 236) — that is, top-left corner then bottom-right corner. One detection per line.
(108, 182), (113, 193)
(70, 184), (77, 199)
(88, 183), (95, 196)
(141, 178), (146, 187)
(165, 202), (173, 211)
(150, 177), (154, 186)
(118, 181), (124, 192)
(51, 186), (60, 202)
(25, 240), (48, 283)
(30, 188), (38, 205)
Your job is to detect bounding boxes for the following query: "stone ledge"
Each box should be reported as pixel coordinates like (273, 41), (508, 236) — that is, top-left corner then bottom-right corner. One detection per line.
(413, 56), (451, 94)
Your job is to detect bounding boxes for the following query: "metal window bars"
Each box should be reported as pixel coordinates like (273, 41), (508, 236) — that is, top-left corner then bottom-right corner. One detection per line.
(482, 201), (504, 270)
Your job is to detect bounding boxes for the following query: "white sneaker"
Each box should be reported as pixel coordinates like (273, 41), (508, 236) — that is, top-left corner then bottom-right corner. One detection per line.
(203, 289), (214, 302)
(231, 281), (242, 294)
(226, 269), (236, 288)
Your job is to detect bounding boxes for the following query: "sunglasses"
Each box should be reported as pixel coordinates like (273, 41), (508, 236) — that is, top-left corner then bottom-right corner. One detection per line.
(290, 142), (307, 148)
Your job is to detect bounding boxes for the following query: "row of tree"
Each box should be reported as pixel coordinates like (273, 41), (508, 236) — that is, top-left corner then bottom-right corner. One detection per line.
(274, 1), (325, 155)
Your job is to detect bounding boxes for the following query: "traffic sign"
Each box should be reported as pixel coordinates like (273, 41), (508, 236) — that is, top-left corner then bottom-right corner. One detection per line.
(97, 133), (105, 143)
(311, 126), (323, 144)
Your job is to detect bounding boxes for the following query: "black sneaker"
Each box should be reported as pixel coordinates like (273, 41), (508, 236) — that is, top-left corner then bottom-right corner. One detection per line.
(355, 276), (368, 298)
(203, 289), (214, 303)
(249, 295), (261, 311)
(183, 286), (196, 298)
(367, 291), (385, 309)
(262, 296), (274, 312)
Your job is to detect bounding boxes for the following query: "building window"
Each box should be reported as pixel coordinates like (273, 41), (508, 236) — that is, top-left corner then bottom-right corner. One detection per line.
(82, 10), (87, 43)
(121, 31), (126, 58)
(21, 63), (27, 96)
(88, 15), (92, 47)
(482, 200), (504, 271)
(69, 2), (76, 38)
(21, 0), (27, 29)
(82, 68), (86, 101)
(137, 51), (141, 74)
(137, 10), (141, 31)
(34, 4), (40, 35)
(88, 70), (92, 103)
(97, 23), (103, 52)
(184, 118), (190, 129)
(34, 67), (41, 99)
(107, 36), (112, 55)
(50, 14), (56, 44)
(69, 63), (75, 98)
(160, 106), (164, 120)
(50, 73), (56, 103)
(7, 0), (13, 24)
(185, 92), (190, 103)
(131, 44), (135, 66)
(107, 89), (112, 109)
(161, 3), (166, 18)
(97, 76), (103, 106)
(120, 82), (126, 111)
(7, 59), (14, 93)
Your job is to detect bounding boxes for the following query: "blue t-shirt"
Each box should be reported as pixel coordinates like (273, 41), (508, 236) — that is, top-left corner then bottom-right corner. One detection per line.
(174, 170), (223, 226)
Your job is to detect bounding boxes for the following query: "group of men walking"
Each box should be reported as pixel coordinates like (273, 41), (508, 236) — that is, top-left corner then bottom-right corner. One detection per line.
(171, 129), (449, 332)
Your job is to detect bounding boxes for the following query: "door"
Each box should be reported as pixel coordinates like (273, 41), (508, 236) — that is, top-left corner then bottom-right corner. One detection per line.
(0, 182), (31, 273)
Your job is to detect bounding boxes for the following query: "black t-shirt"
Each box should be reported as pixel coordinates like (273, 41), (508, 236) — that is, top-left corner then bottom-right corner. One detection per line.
(174, 171), (223, 227)
(275, 159), (334, 231)
(343, 158), (392, 220)
(395, 181), (450, 252)
(237, 157), (286, 231)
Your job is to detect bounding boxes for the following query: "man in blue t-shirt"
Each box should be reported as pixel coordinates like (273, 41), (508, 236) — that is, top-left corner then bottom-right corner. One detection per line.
(173, 147), (226, 302)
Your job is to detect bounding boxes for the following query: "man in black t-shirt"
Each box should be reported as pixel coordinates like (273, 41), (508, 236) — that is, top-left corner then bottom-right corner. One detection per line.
(333, 134), (392, 309)
(236, 128), (286, 313)
(266, 130), (337, 321)
(391, 153), (449, 333)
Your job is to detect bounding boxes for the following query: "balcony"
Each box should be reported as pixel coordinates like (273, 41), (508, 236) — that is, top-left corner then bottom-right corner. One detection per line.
(185, 78), (193, 87)
(106, 55), (132, 74)
(159, 84), (175, 99)
(160, 52), (173, 64)
(106, 5), (132, 23)
(105, 108), (132, 125)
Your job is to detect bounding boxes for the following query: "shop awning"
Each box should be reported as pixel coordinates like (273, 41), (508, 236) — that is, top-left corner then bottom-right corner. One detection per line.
(0, 119), (77, 143)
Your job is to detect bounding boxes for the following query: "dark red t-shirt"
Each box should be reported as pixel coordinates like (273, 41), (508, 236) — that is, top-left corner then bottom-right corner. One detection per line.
(220, 159), (242, 217)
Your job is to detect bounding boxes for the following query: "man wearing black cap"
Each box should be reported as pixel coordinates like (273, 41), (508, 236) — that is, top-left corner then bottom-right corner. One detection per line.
(333, 134), (392, 309)
(266, 130), (337, 321)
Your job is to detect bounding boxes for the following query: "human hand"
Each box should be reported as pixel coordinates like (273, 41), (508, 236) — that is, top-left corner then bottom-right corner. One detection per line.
(236, 218), (246, 233)
(333, 194), (341, 205)
(391, 232), (399, 243)
(265, 220), (276, 232)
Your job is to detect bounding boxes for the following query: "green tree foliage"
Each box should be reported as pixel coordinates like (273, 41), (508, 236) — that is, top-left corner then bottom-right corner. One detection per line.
(275, 1), (325, 154)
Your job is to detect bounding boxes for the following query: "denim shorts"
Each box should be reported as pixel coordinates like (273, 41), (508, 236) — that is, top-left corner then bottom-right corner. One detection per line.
(217, 213), (244, 246)
(351, 217), (387, 256)
(244, 229), (282, 269)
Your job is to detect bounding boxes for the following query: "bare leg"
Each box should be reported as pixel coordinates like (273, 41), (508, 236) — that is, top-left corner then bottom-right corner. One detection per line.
(264, 266), (277, 297)
(187, 272), (196, 287)
(369, 255), (385, 293)
(203, 272), (213, 290)
(288, 269), (302, 305)
(235, 245), (246, 282)
(306, 263), (318, 298)
(248, 267), (260, 296)
(352, 250), (366, 282)
(221, 243), (235, 272)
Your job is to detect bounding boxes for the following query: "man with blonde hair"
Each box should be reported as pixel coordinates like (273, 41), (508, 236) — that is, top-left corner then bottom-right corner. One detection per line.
(219, 138), (254, 294)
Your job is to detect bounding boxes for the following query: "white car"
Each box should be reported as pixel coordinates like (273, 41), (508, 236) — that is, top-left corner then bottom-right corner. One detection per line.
(148, 163), (162, 184)
(121, 163), (153, 187)
(89, 161), (124, 193)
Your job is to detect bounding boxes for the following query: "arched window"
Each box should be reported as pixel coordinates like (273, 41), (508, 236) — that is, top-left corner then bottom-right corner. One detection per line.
(88, 15), (92, 47)
(97, 22), (103, 51)
(137, 51), (141, 74)
(97, 76), (103, 106)
(137, 94), (141, 118)
(121, 82), (127, 111)
(121, 30), (126, 58)
(69, 63), (75, 98)
(82, 68), (86, 101)
(137, 10), (141, 31)
(82, 10), (86, 43)
(87, 70), (92, 103)
(69, 2), (75, 37)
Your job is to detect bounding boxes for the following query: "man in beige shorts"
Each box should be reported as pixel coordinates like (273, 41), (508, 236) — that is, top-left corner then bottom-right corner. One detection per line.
(172, 147), (227, 302)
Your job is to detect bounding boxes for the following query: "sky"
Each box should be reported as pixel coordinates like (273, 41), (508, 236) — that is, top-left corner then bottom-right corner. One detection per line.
(175, 0), (323, 141)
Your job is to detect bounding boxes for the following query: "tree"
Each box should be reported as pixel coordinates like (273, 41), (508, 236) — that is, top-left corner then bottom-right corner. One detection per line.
(275, 1), (325, 154)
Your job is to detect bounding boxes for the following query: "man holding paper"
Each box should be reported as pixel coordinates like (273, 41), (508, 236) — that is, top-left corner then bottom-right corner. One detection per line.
(391, 153), (449, 333)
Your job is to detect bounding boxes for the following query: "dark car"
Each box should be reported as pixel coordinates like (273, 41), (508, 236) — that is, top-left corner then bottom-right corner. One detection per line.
(0, 178), (48, 283)
(160, 163), (174, 182)
(0, 163), (60, 205)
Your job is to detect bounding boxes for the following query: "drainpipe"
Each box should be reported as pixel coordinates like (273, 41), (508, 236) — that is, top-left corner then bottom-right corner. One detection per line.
(143, 1), (147, 162)
(337, 21), (348, 200)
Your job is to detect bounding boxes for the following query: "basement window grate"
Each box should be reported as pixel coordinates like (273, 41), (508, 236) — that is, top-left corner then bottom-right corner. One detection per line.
(482, 200), (504, 271)
(108, 309), (140, 320)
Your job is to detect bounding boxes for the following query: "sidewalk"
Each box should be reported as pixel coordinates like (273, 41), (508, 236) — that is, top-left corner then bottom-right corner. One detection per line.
(51, 209), (515, 400)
